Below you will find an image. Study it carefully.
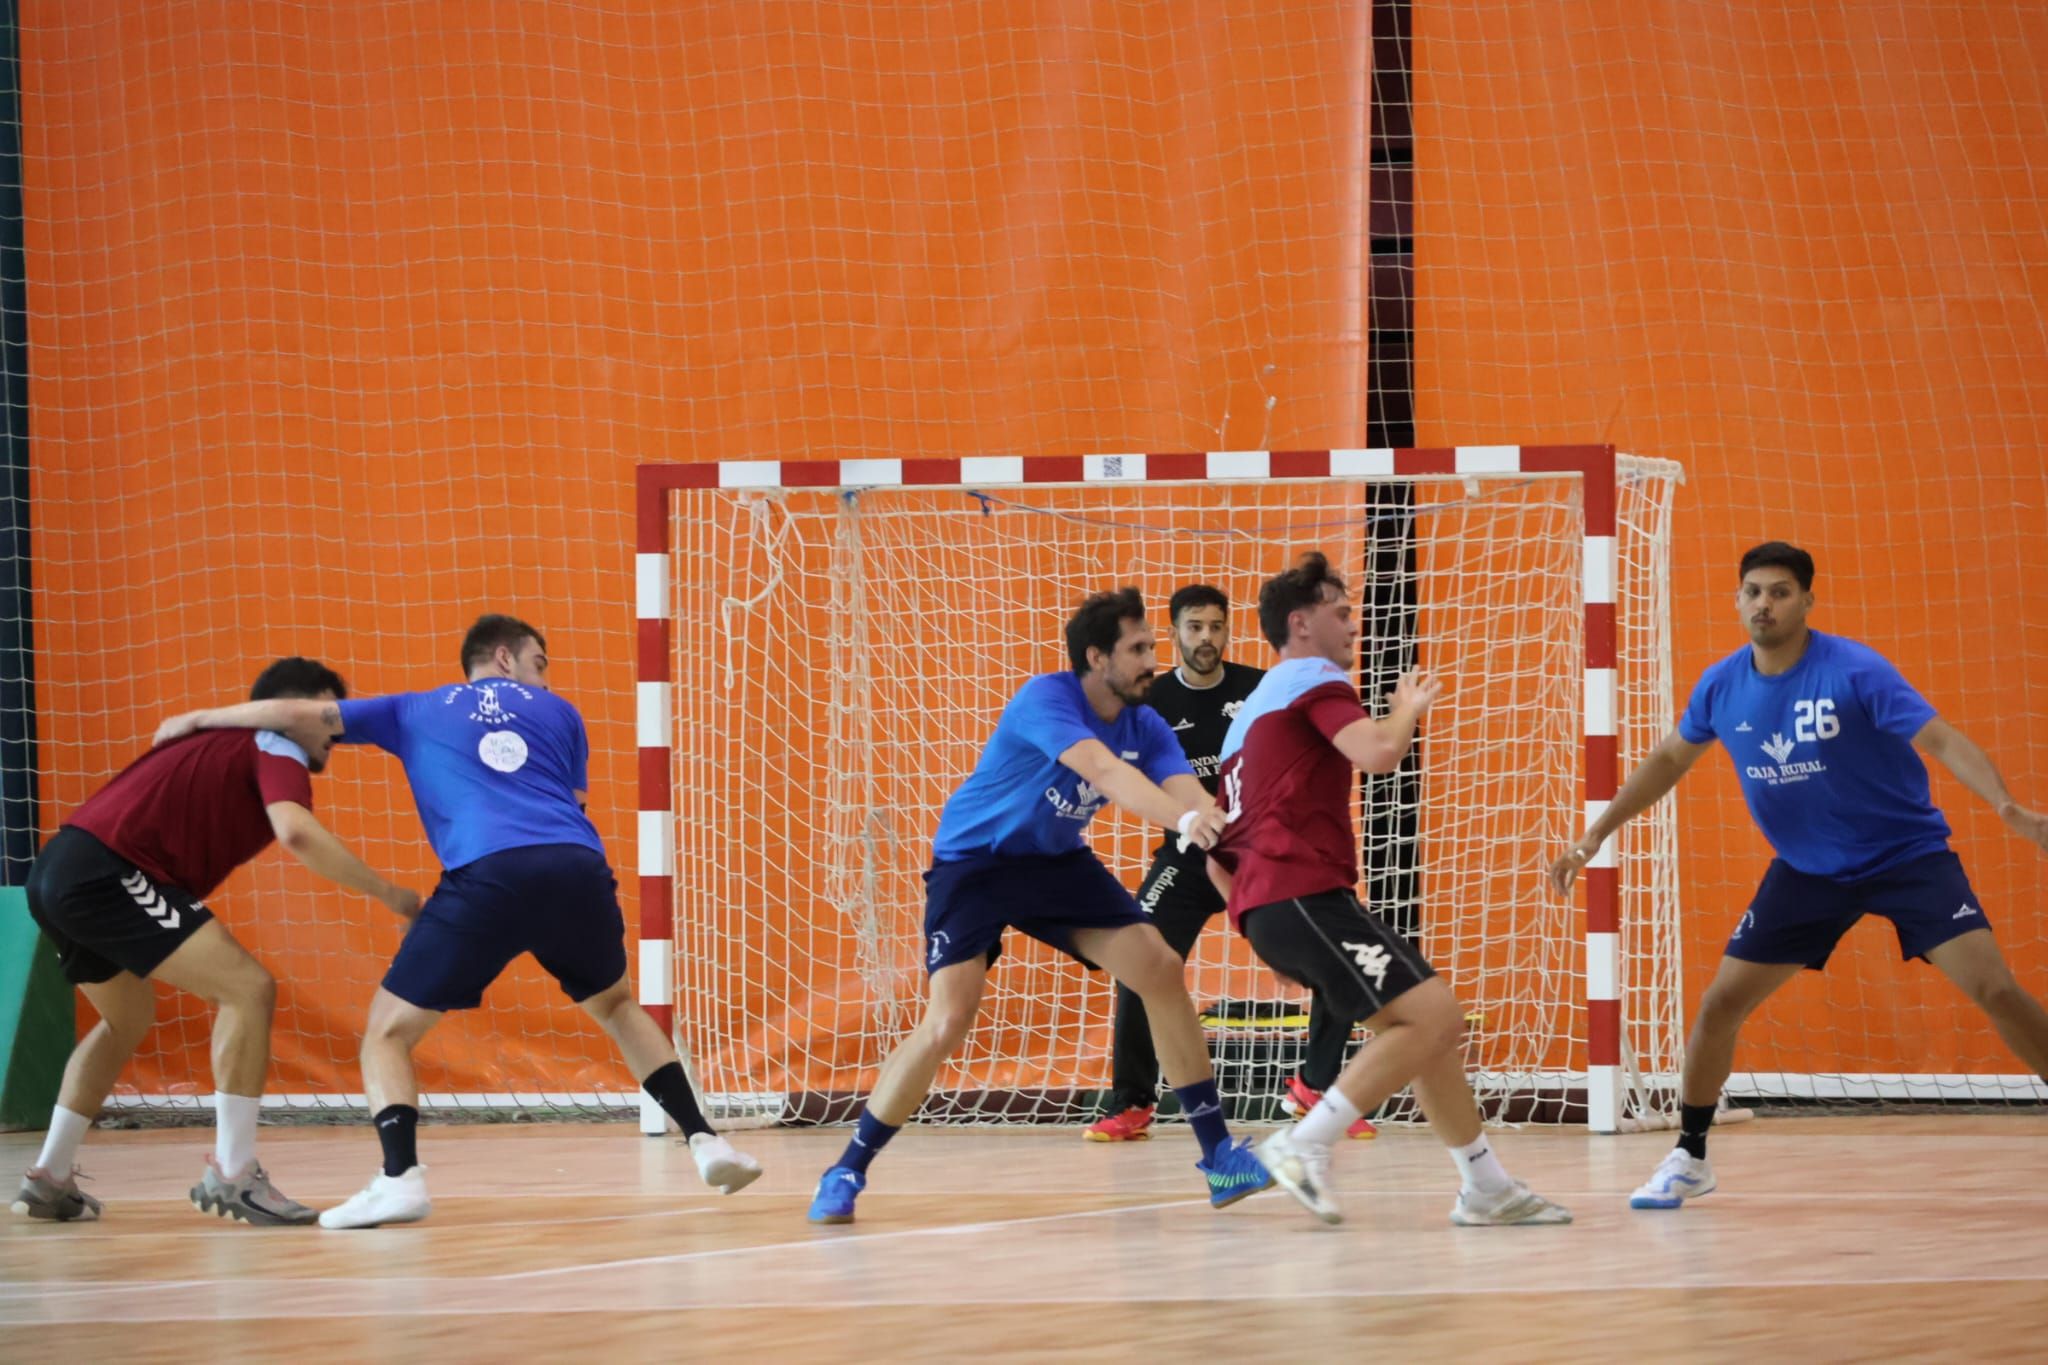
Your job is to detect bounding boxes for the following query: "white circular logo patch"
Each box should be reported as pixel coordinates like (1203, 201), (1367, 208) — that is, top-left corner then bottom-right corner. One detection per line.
(478, 730), (529, 773)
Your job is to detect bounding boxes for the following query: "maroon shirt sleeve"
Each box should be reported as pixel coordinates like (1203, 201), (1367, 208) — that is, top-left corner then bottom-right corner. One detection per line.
(1298, 682), (1369, 741)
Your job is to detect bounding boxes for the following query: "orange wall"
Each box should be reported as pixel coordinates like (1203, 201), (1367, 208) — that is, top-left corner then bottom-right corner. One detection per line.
(1415, 1), (2048, 1078)
(25, 1), (1373, 1099)
(29, 0), (2041, 1102)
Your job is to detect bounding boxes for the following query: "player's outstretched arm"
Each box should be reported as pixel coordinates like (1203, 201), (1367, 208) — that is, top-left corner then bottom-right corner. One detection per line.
(1330, 669), (1443, 774)
(1548, 728), (1711, 896)
(1913, 718), (2048, 855)
(154, 698), (342, 750)
(265, 801), (421, 920)
(1056, 738), (1226, 848)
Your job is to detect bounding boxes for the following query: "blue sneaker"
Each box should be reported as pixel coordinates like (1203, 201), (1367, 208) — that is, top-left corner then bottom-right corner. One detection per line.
(808, 1165), (865, 1224)
(1197, 1137), (1274, 1208)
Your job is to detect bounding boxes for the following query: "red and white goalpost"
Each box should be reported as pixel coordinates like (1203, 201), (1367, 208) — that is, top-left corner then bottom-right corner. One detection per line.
(635, 445), (1685, 1134)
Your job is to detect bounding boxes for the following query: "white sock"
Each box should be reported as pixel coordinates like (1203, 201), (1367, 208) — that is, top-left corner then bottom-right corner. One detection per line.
(1293, 1090), (1362, 1148)
(36, 1106), (92, 1174)
(1450, 1134), (1513, 1194)
(214, 1092), (261, 1178)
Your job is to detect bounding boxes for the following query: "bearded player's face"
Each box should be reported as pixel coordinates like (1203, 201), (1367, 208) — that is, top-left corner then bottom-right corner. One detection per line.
(1099, 617), (1159, 706)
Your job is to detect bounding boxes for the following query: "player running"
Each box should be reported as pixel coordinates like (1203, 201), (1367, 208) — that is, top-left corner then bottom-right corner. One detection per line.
(154, 614), (762, 1228)
(15, 657), (416, 1225)
(1086, 583), (1374, 1142)
(1213, 553), (1572, 1227)
(1550, 541), (2048, 1209)
(807, 588), (1274, 1224)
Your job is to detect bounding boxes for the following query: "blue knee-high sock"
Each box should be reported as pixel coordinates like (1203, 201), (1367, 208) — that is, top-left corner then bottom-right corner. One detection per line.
(1172, 1079), (1229, 1163)
(835, 1108), (900, 1175)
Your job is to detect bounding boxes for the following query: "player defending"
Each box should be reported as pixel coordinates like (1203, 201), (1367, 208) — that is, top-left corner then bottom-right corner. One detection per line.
(155, 615), (762, 1228)
(807, 588), (1274, 1224)
(1550, 542), (2048, 1209)
(14, 658), (417, 1225)
(1215, 554), (1571, 1227)
(1086, 584), (1374, 1142)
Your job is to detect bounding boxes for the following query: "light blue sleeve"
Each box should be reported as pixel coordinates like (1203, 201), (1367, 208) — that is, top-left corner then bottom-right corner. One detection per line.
(1134, 705), (1196, 786)
(1851, 650), (1938, 739)
(1006, 675), (1100, 761)
(1678, 667), (1718, 745)
(336, 693), (409, 753)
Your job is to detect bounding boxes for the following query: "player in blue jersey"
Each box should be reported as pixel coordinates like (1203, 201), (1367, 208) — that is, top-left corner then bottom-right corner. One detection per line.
(154, 614), (762, 1227)
(806, 588), (1287, 1225)
(1549, 543), (2048, 1208)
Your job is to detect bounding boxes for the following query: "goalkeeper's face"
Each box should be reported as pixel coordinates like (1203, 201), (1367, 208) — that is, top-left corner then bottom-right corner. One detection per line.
(1173, 605), (1230, 678)
(1100, 616), (1160, 706)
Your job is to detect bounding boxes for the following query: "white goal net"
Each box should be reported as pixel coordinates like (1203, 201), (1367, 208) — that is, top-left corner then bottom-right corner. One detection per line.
(658, 454), (1684, 1129)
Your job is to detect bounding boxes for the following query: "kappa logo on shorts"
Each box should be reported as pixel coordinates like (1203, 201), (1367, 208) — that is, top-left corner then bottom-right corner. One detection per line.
(1954, 903), (1980, 920)
(1341, 940), (1391, 990)
(120, 871), (184, 930)
(928, 931), (952, 965)
(1734, 910), (1755, 938)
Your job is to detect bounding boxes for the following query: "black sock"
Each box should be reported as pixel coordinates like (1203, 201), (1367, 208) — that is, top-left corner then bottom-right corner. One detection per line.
(374, 1104), (419, 1177)
(1676, 1102), (1715, 1160)
(642, 1061), (713, 1139)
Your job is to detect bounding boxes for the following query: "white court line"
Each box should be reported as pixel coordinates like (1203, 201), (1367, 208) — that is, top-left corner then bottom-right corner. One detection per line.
(3, 1204), (719, 1245)
(9, 1271), (2048, 1326)
(493, 1193), (1214, 1281)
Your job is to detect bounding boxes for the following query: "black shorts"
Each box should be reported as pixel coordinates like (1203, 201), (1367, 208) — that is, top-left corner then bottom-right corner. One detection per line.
(1136, 848), (1223, 957)
(25, 826), (215, 985)
(1241, 889), (1436, 1023)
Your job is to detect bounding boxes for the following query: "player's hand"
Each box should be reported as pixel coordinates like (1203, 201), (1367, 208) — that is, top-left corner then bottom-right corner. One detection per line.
(1392, 669), (1444, 717)
(152, 710), (207, 747)
(1176, 806), (1228, 851)
(1998, 802), (2048, 855)
(1546, 835), (1603, 897)
(379, 884), (423, 920)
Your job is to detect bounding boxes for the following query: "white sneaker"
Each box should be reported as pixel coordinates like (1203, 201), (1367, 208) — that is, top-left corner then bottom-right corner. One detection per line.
(1630, 1148), (1716, 1209)
(319, 1166), (432, 1229)
(1253, 1128), (1342, 1225)
(1451, 1180), (1573, 1226)
(688, 1133), (762, 1194)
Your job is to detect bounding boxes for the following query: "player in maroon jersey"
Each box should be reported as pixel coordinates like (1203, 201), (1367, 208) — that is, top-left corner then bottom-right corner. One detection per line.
(1211, 553), (1571, 1227)
(12, 658), (417, 1226)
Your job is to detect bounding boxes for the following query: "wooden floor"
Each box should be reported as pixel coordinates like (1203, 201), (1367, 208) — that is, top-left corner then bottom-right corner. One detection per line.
(2, 1115), (2043, 1361)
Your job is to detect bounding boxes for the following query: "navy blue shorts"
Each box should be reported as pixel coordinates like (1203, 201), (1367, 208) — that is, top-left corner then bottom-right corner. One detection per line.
(383, 843), (628, 1012)
(922, 848), (1148, 973)
(1727, 850), (1990, 970)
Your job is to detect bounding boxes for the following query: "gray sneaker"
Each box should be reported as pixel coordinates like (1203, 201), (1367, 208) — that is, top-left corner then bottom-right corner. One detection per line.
(12, 1166), (102, 1222)
(1451, 1180), (1574, 1227)
(190, 1157), (317, 1226)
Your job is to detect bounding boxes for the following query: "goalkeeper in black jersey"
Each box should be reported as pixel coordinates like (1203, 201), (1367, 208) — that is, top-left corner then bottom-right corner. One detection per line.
(1085, 584), (1376, 1141)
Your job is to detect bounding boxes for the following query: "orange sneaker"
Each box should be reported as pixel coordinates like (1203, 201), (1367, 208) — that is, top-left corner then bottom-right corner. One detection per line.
(1083, 1105), (1156, 1142)
(1280, 1077), (1377, 1140)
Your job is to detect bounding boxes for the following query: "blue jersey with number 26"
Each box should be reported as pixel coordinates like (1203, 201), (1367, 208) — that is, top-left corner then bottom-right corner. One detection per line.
(1679, 630), (1949, 880)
